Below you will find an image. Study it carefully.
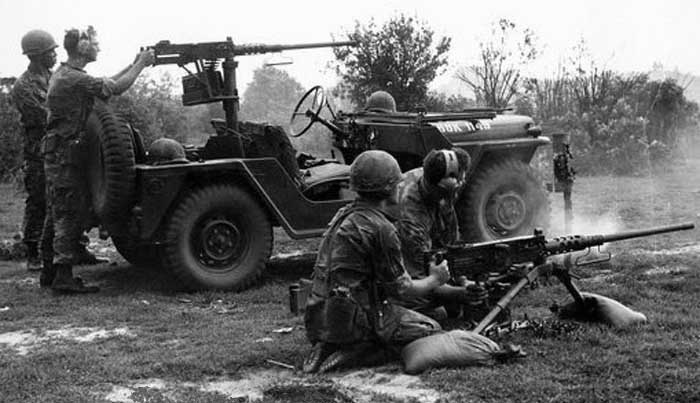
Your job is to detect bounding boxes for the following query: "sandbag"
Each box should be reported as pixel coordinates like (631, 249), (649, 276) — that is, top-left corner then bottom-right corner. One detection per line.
(401, 330), (500, 374)
(557, 292), (647, 328)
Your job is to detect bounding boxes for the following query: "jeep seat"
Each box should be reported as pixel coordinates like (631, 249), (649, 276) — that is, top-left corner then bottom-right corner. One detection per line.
(208, 119), (303, 184)
(301, 162), (350, 188)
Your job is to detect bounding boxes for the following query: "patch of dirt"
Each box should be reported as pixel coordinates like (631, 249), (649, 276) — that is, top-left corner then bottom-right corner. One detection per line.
(335, 368), (443, 403)
(263, 383), (354, 403)
(0, 276), (38, 286)
(0, 326), (136, 355)
(643, 265), (692, 276)
(102, 367), (445, 403)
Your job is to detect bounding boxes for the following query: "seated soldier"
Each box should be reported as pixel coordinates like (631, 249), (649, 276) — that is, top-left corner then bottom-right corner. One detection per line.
(394, 148), (473, 320)
(303, 150), (451, 374)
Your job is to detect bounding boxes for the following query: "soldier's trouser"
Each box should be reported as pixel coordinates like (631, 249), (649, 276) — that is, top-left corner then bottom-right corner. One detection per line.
(375, 304), (442, 347)
(43, 135), (89, 266)
(22, 131), (46, 246)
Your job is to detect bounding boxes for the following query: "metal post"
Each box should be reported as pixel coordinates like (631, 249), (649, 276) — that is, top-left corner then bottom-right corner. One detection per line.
(222, 37), (244, 157)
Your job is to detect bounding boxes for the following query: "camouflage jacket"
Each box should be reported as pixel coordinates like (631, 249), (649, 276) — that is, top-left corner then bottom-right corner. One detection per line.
(46, 62), (115, 143)
(11, 63), (51, 138)
(396, 168), (459, 278)
(307, 200), (410, 311)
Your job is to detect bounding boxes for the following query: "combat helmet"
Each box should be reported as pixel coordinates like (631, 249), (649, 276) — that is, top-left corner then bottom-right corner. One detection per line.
(364, 91), (397, 113)
(21, 30), (58, 56)
(148, 138), (189, 165)
(350, 150), (402, 194)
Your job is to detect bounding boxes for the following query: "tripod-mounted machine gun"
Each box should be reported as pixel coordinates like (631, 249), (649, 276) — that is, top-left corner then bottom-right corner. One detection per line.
(424, 222), (695, 334)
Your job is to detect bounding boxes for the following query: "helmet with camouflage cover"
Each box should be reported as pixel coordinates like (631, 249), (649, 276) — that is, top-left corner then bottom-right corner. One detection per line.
(364, 91), (397, 113)
(148, 138), (188, 165)
(350, 150), (402, 194)
(21, 29), (58, 56)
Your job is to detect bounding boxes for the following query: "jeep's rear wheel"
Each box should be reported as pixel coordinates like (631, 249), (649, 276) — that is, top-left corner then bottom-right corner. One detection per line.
(162, 184), (273, 291)
(458, 159), (549, 242)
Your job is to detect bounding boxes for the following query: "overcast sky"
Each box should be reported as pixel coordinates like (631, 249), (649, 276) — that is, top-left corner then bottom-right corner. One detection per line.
(1, 0), (698, 95)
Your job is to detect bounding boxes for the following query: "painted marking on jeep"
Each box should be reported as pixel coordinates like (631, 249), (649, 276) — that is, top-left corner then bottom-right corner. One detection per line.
(430, 120), (491, 133)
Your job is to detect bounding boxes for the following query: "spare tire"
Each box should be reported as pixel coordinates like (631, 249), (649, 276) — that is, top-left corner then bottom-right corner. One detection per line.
(457, 159), (550, 242)
(84, 103), (136, 235)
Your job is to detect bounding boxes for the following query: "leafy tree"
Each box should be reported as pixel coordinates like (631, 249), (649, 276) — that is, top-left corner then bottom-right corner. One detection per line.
(239, 66), (331, 155)
(456, 19), (538, 108)
(332, 14), (451, 111)
(239, 66), (304, 126)
(521, 41), (699, 175)
(110, 72), (210, 146)
(0, 77), (23, 182)
(423, 91), (476, 112)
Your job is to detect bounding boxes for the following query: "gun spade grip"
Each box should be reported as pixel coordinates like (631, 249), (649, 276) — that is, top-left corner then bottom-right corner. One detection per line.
(434, 252), (445, 265)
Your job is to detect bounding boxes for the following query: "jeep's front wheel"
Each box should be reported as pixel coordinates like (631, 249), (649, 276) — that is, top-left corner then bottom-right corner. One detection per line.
(458, 159), (549, 242)
(162, 184), (273, 291)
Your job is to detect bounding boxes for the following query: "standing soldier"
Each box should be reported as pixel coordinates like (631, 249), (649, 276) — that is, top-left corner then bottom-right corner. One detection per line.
(303, 150), (451, 373)
(394, 148), (474, 319)
(43, 26), (154, 293)
(11, 30), (57, 273)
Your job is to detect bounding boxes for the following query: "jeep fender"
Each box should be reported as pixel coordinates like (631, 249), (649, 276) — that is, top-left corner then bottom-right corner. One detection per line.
(134, 158), (349, 241)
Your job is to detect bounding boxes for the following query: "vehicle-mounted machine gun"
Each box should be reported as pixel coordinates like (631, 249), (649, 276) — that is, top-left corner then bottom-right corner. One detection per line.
(143, 38), (355, 156)
(424, 222), (695, 334)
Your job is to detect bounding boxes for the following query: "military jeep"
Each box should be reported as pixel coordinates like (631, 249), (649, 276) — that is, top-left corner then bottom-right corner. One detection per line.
(84, 38), (550, 291)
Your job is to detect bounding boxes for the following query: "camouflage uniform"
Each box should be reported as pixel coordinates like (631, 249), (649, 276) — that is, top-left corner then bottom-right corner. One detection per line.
(43, 63), (114, 265)
(305, 201), (441, 348)
(394, 168), (460, 312)
(11, 63), (51, 249)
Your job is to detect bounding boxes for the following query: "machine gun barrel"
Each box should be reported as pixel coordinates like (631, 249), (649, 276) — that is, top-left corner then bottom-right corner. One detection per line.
(234, 40), (356, 55)
(148, 39), (355, 66)
(544, 222), (695, 255)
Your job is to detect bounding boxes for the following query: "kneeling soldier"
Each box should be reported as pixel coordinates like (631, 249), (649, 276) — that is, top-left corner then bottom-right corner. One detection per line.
(303, 150), (451, 373)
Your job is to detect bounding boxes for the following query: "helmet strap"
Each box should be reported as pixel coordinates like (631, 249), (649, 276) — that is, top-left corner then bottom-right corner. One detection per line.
(437, 150), (459, 191)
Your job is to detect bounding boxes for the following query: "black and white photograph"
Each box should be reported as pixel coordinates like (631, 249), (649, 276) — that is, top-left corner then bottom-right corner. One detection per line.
(0, 0), (698, 401)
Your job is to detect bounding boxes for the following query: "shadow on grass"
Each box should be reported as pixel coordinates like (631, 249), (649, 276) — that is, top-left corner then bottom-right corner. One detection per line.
(75, 257), (316, 298)
(75, 262), (184, 296)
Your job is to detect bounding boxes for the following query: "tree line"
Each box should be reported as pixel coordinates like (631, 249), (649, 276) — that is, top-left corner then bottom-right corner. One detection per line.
(1, 14), (697, 180)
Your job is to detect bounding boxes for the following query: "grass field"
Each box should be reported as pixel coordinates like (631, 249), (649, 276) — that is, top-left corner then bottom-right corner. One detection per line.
(0, 158), (698, 403)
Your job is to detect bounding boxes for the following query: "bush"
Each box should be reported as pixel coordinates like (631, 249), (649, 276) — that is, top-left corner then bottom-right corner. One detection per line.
(110, 73), (213, 147)
(524, 74), (699, 176)
(0, 79), (24, 182)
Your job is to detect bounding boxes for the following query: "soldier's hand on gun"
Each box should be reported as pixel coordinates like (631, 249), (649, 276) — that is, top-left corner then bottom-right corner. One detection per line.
(429, 259), (450, 285)
(136, 49), (156, 67)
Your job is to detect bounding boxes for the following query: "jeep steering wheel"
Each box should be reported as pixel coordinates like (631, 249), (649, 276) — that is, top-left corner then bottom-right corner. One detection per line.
(289, 85), (326, 137)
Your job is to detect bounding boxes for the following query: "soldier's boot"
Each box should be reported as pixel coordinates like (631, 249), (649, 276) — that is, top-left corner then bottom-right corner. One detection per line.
(39, 259), (56, 288)
(25, 241), (42, 272)
(75, 248), (109, 265)
(303, 342), (337, 374)
(74, 237), (109, 265)
(318, 342), (388, 373)
(51, 264), (99, 294)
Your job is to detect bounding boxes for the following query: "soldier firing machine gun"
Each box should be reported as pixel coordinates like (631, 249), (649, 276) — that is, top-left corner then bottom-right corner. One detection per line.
(143, 38), (355, 156)
(424, 222), (695, 334)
